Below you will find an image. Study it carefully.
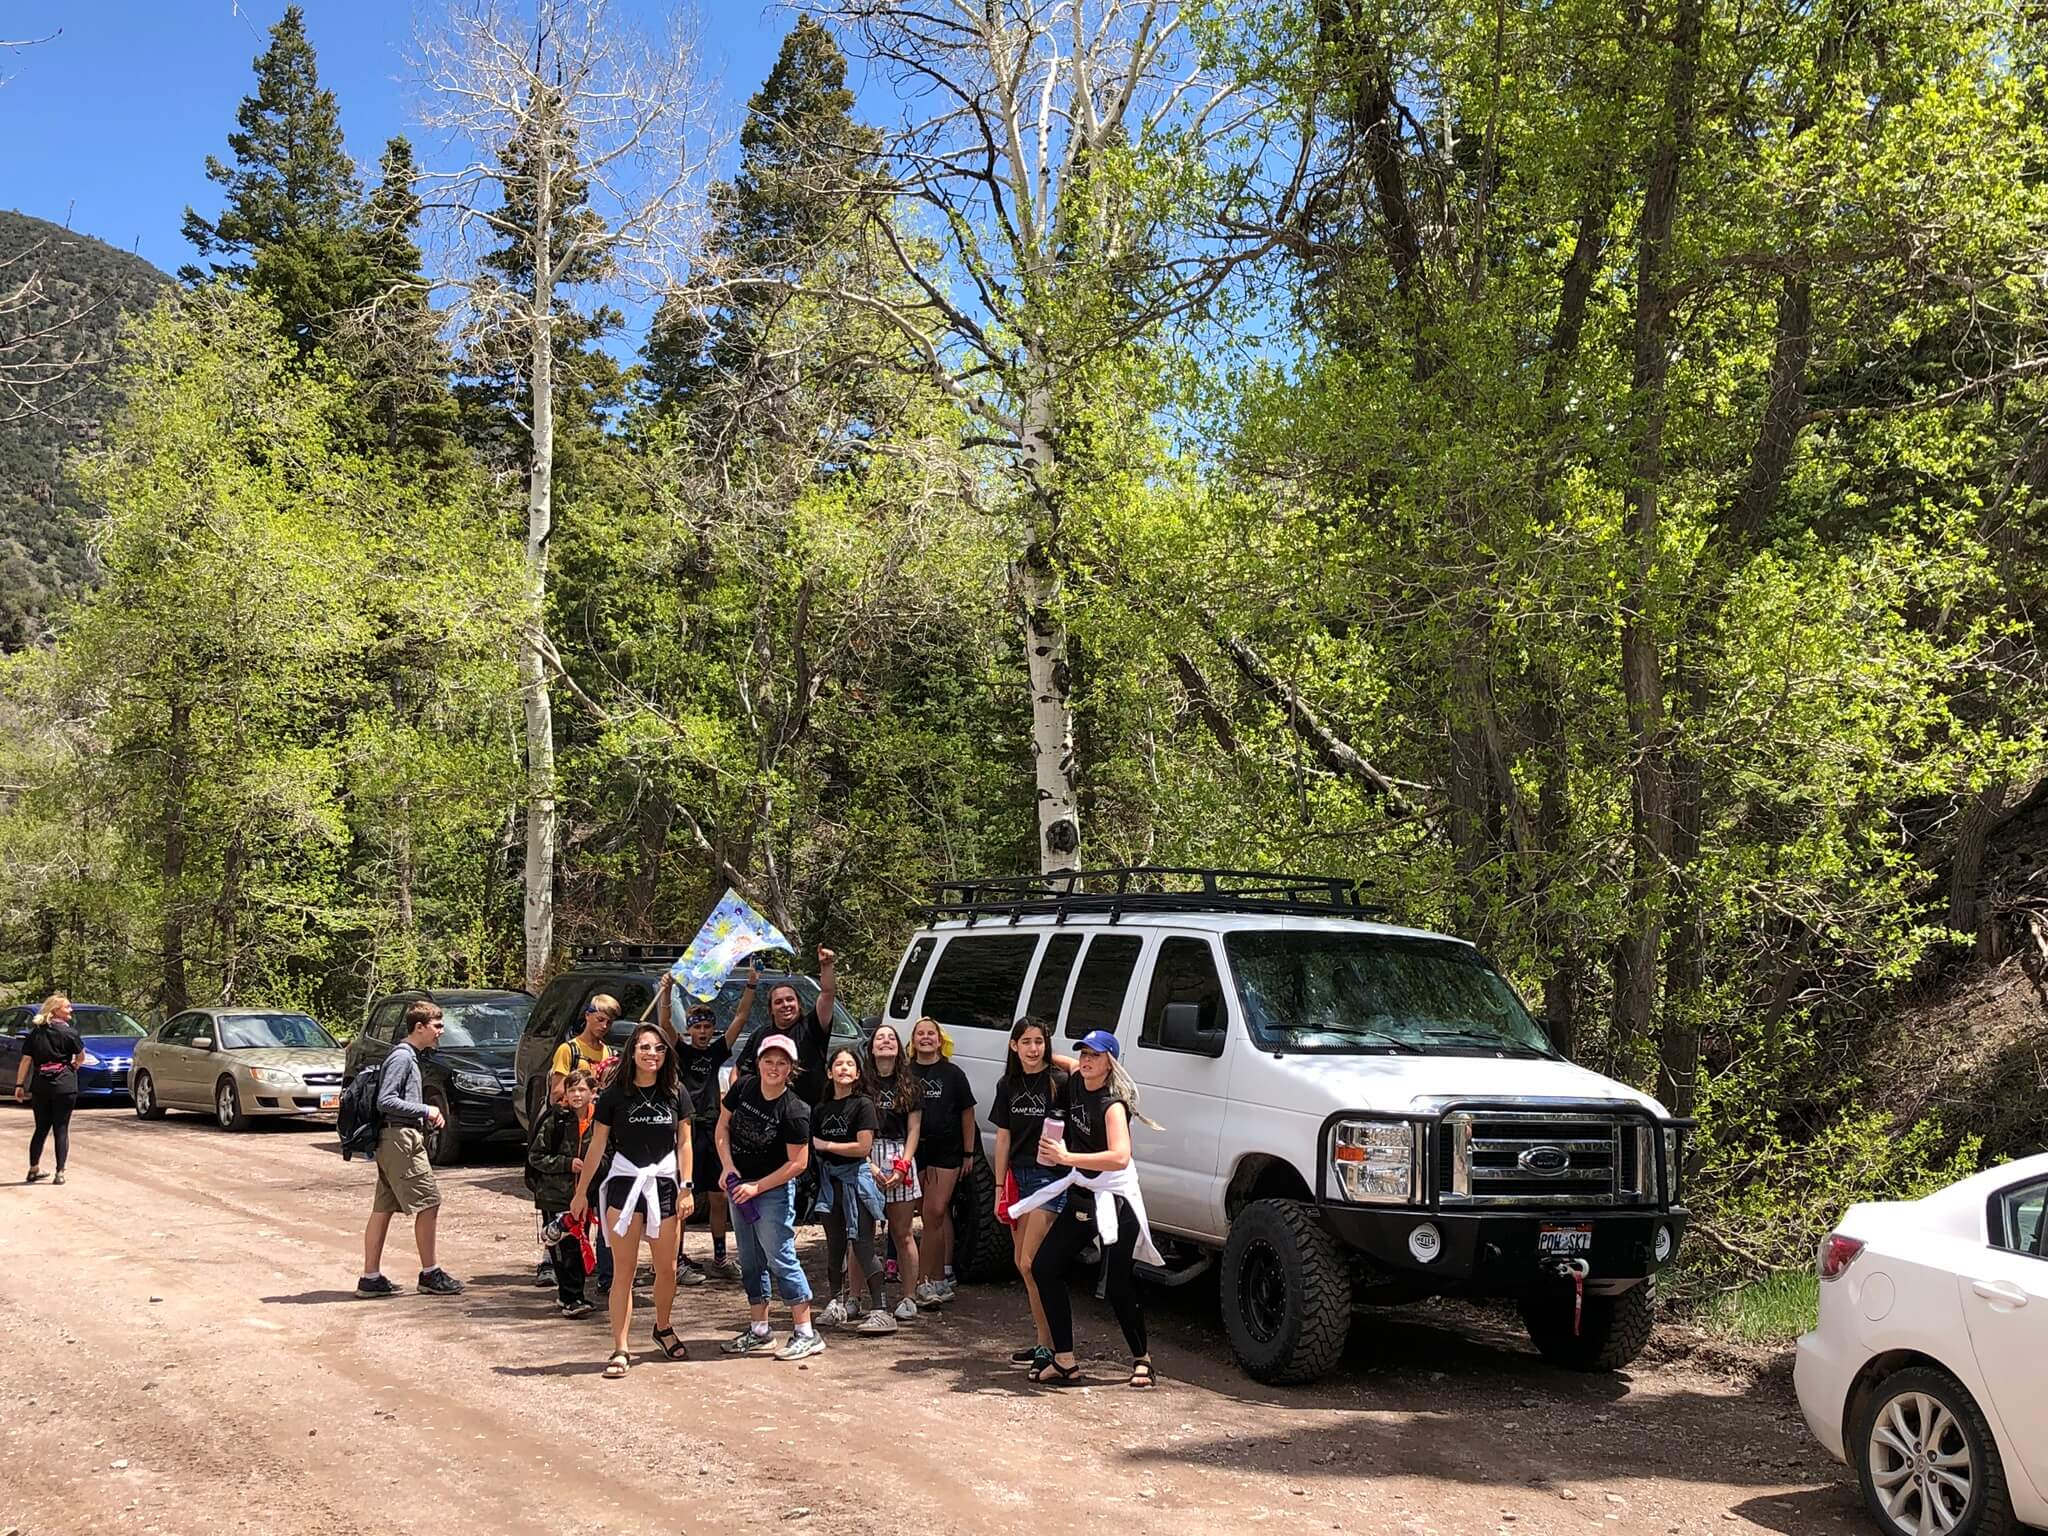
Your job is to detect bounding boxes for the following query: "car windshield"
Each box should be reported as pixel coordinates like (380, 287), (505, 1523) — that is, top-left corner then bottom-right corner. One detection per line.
(1224, 932), (1556, 1057)
(219, 1014), (336, 1050)
(439, 997), (530, 1048)
(72, 1008), (146, 1037)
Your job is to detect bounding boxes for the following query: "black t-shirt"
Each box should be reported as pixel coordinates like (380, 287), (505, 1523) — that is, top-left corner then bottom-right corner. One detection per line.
(24, 1023), (83, 1095)
(868, 1069), (917, 1141)
(674, 1038), (730, 1124)
(812, 1091), (879, 1167)
(991, 1067), (1067, 1166)
(722, 1075), (812, 1181)
(734, 1006), (831, 1106)
(1062, 1074), (1121, 1156)
(592, 1075), (693, 1171)
(913, 1058), (976, 1155)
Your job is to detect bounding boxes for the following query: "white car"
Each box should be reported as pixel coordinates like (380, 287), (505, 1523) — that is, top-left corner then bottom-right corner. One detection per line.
(1795, 1152), (2048, 1536)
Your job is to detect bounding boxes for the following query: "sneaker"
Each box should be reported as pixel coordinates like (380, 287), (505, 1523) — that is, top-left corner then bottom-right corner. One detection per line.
(1009, 1343), (1042, 1366)
(417, 1267), (465, 1296)
(855, 1308), (899, 1336)
(713, 1256), (740, 1281)
(677, 1259), (707, 1288)
(776, 1330), (827, 1361)
(913, 1280), (946, 1307)
(818, 1295), (849, 1328)
(535, 1260), (556, 1288)
(720, 1327), (776, 1356)
(355, 1274), (400, 1298)
(936, 1279), (959, 1302)
(560, 1299), (593, 1319)
(893, 1296), (919, 1322)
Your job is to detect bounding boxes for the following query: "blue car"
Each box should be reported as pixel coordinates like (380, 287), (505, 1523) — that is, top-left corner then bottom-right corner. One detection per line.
(0, 1003), (149, 1100)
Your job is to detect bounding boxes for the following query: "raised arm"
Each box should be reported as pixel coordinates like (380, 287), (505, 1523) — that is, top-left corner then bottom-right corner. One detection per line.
(814, 948), (836, 1036)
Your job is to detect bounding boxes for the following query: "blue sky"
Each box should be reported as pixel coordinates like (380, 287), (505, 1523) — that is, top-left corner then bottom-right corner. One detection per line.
(0, 1), (809, 276)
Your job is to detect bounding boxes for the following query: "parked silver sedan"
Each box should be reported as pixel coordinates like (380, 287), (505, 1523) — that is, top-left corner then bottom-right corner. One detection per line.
(131, 1008), (346, 1130)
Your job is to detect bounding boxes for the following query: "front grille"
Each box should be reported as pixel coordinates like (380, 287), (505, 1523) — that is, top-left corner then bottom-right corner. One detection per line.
(300, 1071), (342, 1088)
(495, 1069), (518, 1091)
(1439, 1110), (1656, 1207)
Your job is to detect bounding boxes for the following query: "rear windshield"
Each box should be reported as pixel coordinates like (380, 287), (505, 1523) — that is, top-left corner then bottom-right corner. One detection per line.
(1223, 932), (1554, 1057)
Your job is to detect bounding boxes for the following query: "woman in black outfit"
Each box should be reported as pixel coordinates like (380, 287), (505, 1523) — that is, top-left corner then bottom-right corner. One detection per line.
(14, 993), (84, 1185)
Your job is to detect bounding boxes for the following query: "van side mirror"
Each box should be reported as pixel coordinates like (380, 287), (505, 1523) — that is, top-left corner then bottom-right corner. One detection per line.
(1160, 1002), (1212, 1054)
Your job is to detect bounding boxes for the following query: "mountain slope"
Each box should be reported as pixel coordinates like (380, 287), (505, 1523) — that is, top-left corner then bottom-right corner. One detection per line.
(0, 209), (169, 649)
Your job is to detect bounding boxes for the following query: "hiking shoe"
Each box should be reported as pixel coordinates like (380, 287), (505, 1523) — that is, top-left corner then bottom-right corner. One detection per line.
(560, 1299), (593, 1319)
(720, 1327), (775, 1356)
(355, 1274), (401, 1298)
(677, 1259), (707, 1288)
(855, 1308), (899, 1336)
(417, 1267), (465, 1296)
(535, 1260), (556, 1288)
(893, 1296), (920, 1322)
(776, 1330), (826, 1361)
(913, 1280), (947, 1307)
(819, 1295), (849, 1328)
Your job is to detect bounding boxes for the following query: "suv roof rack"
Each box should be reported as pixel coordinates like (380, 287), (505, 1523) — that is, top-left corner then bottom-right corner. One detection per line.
(568, 942), (687, 967)
(924, 865), (1387, 926)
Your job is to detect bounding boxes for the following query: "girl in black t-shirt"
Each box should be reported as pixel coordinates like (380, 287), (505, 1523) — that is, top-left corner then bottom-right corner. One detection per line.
(571, 1024), (695, 1377)
(813, 1046), (893, 1332)
(715, 1038), (823, 1359)
(14, 993), (84, 1185)
(990, 1015), (1069, 1372)
(909, 1016), (977, 1307)
(862, 1023), (924, 1322)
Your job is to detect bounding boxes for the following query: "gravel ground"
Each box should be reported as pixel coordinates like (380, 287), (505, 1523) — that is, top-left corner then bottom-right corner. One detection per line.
(0, 1105), (1872, 1536)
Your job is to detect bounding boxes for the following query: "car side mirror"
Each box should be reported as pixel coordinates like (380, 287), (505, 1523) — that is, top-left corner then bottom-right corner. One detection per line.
(192, 1036), (214, 1051)
(1160, 1002), (1209, 1053)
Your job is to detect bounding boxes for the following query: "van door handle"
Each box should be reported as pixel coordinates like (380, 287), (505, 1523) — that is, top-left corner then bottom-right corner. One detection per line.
(1971, 1279), (2029, 1308)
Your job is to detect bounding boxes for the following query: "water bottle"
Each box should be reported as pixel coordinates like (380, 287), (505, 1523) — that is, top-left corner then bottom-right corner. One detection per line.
(725, 1170), (760, 1226)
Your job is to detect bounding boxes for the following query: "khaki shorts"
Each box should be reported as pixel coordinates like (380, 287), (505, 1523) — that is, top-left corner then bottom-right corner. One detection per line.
(372, 1127), (440, 1215)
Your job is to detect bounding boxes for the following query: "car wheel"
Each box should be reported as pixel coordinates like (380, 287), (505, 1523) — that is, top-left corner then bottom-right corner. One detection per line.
(1219, 1198), (1353, 1384)
(132, 1071), (166, 1120)
(215, 1077), (248, 1132)
(1520, 1277), (1658, 1371)
(424, 1089), (460, 1166)
(949, 1156), (1014, 1283)
(1853, 1365), (2017, 1536)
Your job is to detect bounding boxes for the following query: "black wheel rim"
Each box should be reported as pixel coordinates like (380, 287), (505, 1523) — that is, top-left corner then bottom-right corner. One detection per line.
(1238, 1238), (1289, 1344)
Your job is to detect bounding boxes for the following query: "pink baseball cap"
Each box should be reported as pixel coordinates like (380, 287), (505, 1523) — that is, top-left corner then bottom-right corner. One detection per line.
(755, 1033), (800, 1063)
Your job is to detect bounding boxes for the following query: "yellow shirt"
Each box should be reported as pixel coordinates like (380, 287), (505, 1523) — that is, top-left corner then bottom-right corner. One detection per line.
(551, 1036), (613, 1082)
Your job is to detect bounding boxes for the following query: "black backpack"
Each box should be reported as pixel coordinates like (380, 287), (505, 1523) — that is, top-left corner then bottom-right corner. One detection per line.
(337, 1059), (385, 1161)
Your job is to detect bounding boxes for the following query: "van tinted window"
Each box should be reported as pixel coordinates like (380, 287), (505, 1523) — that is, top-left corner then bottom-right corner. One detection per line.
(1141, 936), (1226, 1055)
(921, 935), (1038, 1032)
(1064, 935), (1142, 1039)
(525, 979), (590, 1043)
(890, 937), (937, 1019)
(1025, 933), (1083, 1020)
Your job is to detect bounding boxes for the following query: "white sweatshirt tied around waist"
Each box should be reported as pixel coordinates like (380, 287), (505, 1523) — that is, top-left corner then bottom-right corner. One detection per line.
(607, 1150), (678, 1237)
(1007, 1162), (1164, 1266)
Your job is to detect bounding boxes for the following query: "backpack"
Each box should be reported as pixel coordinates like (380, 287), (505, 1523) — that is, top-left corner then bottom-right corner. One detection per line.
(337, 1058), (386, 1161)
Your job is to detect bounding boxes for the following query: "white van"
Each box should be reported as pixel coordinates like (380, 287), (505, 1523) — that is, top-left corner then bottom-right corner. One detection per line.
(883, 868), (1692, 1384)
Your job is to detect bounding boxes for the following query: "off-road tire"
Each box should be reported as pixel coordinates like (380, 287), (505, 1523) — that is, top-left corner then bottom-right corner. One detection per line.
(1220, 1199), (1352, 1384)
(1851, 1365), (2017, 1536)
(424, 1088), (460, 1165)
(1520, 1277), (1657, 1370)
(215, 1077), (249, 1132)
(950, 1155), (1014, 1283)
(132, 1071), (166, 1120)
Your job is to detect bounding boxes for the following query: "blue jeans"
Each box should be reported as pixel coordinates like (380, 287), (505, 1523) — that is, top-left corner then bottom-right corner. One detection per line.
(735, 1182), (811, 1307)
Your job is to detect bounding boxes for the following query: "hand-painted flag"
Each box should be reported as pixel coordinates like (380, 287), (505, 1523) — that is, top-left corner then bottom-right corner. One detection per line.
(670, 889), (794, 1000)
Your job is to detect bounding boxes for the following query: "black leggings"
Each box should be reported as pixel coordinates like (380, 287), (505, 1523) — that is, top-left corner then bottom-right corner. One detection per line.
(29, 1087), (76, 1172)
(823, 1213), (886, 1307)
(1031, 1195), (1147, 1359)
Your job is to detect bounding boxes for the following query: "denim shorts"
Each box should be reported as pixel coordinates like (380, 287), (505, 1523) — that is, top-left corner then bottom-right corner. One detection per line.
(1011, 1158), (1067, 1215)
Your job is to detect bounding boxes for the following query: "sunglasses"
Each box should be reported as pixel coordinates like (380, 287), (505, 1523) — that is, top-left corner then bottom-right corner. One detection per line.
(638, 1041), (669, 1054)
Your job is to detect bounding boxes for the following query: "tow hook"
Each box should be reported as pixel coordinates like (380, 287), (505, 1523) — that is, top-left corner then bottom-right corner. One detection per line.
(1552, 1256), (1591, 1336)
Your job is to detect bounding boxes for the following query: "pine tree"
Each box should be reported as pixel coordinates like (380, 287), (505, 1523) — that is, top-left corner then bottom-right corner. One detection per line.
(180, 5), (365, 353)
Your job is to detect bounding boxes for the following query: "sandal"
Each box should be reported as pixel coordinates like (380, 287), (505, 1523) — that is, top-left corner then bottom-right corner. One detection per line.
(1028, 1357), (1085, 1386)
(653, 1325), (687, 1360)
(1128, 1359), (1157, 1390)
(603, 1350), (630, 1379)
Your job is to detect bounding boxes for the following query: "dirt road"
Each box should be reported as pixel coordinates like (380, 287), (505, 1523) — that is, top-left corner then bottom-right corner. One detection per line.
(0, 1107), (1863, 1536)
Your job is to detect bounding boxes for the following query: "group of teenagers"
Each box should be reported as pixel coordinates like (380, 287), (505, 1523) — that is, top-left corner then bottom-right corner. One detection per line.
(523, 949), (1161, 1388)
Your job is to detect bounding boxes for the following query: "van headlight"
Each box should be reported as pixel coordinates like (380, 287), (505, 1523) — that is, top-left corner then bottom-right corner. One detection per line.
(1662, 1126), (1684, 1204)
(1330, 1120), (1419, 1204)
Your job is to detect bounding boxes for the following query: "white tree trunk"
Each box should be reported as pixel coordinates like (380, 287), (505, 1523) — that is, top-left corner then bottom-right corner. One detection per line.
(1016, 380), (1079, 872)
(520, 174), (557, 992)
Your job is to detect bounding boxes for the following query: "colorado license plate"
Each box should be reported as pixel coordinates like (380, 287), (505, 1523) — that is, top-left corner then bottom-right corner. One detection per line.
(320, 1094), (340, 1111)
(1538, 1224), (1593, 1256)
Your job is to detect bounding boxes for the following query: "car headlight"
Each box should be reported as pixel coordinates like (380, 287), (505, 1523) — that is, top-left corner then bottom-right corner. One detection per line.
(80, 1051), (102, 1068)
(249, 1067), (301, 1088)
(1330, 1119), (1419, 1204)
(451, 1070), (500, 1096)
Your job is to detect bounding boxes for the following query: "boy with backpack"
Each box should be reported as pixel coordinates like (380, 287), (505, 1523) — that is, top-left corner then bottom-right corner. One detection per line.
(528, 1068), (599, 1317)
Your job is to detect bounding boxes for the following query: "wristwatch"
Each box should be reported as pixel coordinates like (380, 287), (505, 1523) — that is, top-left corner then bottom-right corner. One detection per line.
(680, 1179), (695, 1191)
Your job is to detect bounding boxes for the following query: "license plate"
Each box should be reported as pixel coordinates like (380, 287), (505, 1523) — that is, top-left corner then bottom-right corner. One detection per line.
(320, 1094), (339, 1111)
(1538, 1224), (1593, 1256)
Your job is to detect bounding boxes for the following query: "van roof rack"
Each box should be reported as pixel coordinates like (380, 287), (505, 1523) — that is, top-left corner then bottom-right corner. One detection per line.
(568, 942), (688, 967)
(924, 865), (1387, 926)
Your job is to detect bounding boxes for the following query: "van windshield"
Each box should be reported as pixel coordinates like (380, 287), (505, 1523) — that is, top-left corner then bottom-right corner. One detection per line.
(1223, 932), (1555, 1057)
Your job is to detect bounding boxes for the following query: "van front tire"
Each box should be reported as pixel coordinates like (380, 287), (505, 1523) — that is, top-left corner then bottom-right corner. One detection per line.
(1220, 1199), (1352, 1384)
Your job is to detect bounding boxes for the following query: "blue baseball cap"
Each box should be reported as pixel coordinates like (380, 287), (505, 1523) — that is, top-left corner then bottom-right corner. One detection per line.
(1076, 1030), (1120, 1058)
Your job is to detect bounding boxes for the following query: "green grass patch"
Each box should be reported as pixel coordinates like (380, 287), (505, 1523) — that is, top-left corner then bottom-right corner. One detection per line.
(1709, 1270), (1818, 1345)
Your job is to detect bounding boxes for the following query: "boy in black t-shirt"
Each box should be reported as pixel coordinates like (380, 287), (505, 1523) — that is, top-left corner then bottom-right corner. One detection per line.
(660, 976), (748, 1283)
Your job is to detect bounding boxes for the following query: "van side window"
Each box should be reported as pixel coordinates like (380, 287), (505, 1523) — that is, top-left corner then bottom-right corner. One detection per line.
(890, 937), (937, 1019)
(1064, 935), (1143, 1039)
(921, 935), (1038, 1032)
(1025, 933), (1083, 1020)
(525, 982), (589, 1044)
(1141, 937), (1227, 1057)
